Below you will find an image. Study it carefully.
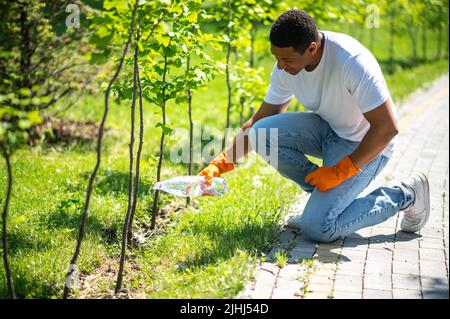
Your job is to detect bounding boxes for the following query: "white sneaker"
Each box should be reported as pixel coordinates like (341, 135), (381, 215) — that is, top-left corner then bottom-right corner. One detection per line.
(400, 172), (430, 233)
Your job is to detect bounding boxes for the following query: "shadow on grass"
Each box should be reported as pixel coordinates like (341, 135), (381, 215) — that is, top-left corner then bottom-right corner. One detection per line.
(6, 181), (146, 255)
(379, 57), (441, 74)
(83, 170), (154, 198)
(174, 218), (282, 271)
(0, 267), (64, 299)
(7, 208), (119, 255)
(4, 188), (127, 298)
(60, 170), (155, 199)
(35, 139), (98, 155)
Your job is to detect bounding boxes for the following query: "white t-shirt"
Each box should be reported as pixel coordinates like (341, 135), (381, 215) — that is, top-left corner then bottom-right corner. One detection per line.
(264, 30), (397, 158)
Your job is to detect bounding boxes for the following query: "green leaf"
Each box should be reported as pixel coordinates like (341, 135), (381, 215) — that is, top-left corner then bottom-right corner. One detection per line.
(27, 110), (43, 125)
(18, 88), (32, 97)
(97, 26), (111, 38)
(89, 32), (113, 50)
(187, 12), (198, 23)
(88, 49), (112, 65)
(18, 119), (31, 129)
(104, 0), (127, 11)
(31, 97), (41, 105)
(169, 5), (183, 15)
(155, 122), (173, 135)
(155, 33), (170, 47)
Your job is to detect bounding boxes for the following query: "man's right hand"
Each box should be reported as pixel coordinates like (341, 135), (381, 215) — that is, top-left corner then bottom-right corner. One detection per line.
(198, 101), (291, 184)
(198, 151), (234, 185)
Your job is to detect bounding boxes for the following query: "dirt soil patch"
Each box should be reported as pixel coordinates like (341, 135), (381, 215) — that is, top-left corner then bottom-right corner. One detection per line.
(28, 115), (103, 146)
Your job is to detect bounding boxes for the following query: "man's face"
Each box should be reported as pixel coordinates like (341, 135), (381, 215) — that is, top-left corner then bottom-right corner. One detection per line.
(270, 44), (313, 75)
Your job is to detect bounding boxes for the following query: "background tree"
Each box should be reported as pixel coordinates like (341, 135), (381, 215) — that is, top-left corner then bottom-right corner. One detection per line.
(0, 0), (97, 299)
(0, 0), (96, 117)
(212, 0), (283, 146)
(63, 0), (139, 298)
(138, 0), (218, 229)
(232, 0), (280, 126)
(422, 0), (447, 61)
(179, 7), (220, 206)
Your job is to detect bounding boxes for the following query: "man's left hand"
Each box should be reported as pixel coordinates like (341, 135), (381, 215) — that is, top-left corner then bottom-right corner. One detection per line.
(305, 155), (361, 192)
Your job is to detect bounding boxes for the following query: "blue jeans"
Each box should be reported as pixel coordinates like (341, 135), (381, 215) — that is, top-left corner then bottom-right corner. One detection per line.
(249, 112), (414, 243)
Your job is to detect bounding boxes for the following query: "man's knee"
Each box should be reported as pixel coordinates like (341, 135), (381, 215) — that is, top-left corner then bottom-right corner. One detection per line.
(299, 209), (339, 243)
(248, 117), (277, 155)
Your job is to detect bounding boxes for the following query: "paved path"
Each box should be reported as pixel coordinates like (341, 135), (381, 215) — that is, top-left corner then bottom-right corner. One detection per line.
(239, 75), (449, 299)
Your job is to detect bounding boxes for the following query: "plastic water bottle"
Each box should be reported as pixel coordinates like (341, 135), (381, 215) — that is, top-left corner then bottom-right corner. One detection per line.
(153, 176), (229, 197)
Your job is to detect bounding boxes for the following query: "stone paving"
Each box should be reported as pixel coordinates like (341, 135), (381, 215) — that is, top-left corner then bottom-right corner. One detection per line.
(239, 75), (449, 299)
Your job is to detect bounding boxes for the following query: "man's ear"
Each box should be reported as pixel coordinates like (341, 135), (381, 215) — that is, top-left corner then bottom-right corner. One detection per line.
(308, 42), (318, 55)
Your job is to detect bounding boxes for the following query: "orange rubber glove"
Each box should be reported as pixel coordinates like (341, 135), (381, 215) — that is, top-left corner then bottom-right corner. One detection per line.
(198, 151), (235, 185)
(304, 155), (361, 192)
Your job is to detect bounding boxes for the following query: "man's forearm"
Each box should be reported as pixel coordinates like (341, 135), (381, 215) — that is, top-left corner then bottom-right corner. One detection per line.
(349, 127), (398, 169)
(223, 117), (255, 164)
(220, 100), (290, 165)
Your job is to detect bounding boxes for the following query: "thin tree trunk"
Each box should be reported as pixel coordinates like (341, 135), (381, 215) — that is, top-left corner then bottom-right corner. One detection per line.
(115, 40), (139, 294)
(186, 55), (193, 206)
(409, 28), (418, 63)
(127, 30), (145, 244)
(19, 1), (31, 88)
(446, 18), (449, 59)
(246, 21), (258, 120)
(347, 23), (353, 37)
(239, 100), (244, 127)
(62, 0), (138, 299)
(18, 1), (32, 111)
(234, 49), (244, 128)
(127, 22), (160, 237)
(1, 143), (16, 299)
(223, 0), (232, 150)
(369, 26), (375, 53)
(437, 11), (442, 60)
(422, 25), (427, 61)
(151, 55), (168, 230)
(436, 25), (442, 60)
(358, 22), (365, 43)
(389, 12), (395, 73)
(250, 20), (257, 69)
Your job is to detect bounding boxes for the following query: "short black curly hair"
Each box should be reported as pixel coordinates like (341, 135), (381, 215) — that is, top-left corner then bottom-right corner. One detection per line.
(270, 10), (319, 54)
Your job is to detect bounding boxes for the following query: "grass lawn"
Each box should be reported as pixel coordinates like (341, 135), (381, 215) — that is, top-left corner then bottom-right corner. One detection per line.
(0, 17), (448, 298)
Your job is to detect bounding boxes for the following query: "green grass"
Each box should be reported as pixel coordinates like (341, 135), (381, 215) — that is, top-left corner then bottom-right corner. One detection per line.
(274, 250), (289, 268)
(385, 59), (449, 105)
(0, 146), (300, 298)
(0, 15), (448, 298)
(296, 258), (319, 297)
